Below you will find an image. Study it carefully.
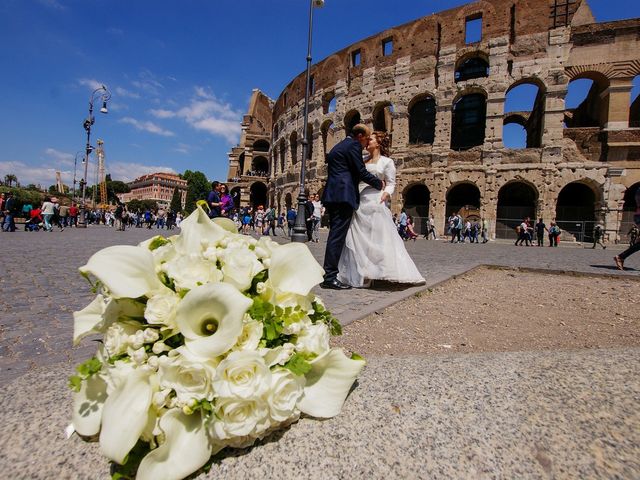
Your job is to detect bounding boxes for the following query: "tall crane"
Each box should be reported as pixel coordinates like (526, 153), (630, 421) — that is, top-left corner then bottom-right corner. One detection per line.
(96, 139), (108, 208)
(55, 171), (65, 193)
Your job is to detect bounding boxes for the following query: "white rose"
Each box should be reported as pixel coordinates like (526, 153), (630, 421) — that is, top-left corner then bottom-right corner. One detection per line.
(267, 369), (305, 422)
(164, 254), (222, 291)
(210, 397), (270, 440)
(158, 352), (216, 403)
(213, 351), (270, 399)
(283, 316), (312, 336)
(261, 343), (295, 367)
(104, 322), (138, 357)
(145, 292), (180, 329)
(220, 248), (264, 292)
(233, 321), (263, 351)
(295, 323), (330, 356)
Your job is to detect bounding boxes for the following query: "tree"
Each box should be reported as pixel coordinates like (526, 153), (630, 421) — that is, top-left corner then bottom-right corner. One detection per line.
(182, 170), (209, 214)
(4, 174), (17, 187)
(170, 186), (182, 213)
(127, 199), (157, 213)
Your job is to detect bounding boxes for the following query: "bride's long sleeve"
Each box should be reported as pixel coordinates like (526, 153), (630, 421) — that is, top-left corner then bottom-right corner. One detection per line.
(382, 156), (396, 195)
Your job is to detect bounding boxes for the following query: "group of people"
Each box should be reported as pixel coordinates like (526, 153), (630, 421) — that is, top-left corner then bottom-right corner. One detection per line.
(513, 218), (562, 247)
(446, 213), (489, 244)
(1, 194), (80, 232)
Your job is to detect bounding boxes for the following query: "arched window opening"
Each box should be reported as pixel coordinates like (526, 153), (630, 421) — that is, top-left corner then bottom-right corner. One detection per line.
(409, 96), (436, 145)
(504, 82), (544, 148)
(403, 184), (430, 234)
(446, 183), (481, 219)
(251, 156), (269, 176)
(322, 92), (337, 114)
(279, 138), (286, 172)
(564, 75), (609, 128)
(495, 182), (537, 238)
(344, 110), (361, 136)
(249, 182), (268, 209)
(373, 102), (394, 133)
(238, 153), (245, 176)
(273, 123), (279, 140)
(451, 93), (486, 150)
(630, 75), (640, 128)
(253, 140), (270, 152)
(321, 120), (335, 158)
(555, 182), (597, 242)
(285, 192), (293, 211)
(621, 182), (640, 242)
(305, 123), (313, 160)
(455, 56), (489, 82)
(290, 131), (298, 165)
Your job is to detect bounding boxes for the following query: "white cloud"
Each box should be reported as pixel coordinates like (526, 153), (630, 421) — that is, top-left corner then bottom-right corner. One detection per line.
(131, 69), (165, 95)
(115, 86), (140, 99)
(120, 117), (175, 137)
(0, 160), (74, 188)
(107, 162), (176, 183)
(149, 108), (176, 119)
(78, 78), (104, 90)
(191, 117), (240, 143)
(173, 143), (193, 154)
(44, 148), (75, 166)
(194, 86), (214, 99)
(38, 0), (66, 10)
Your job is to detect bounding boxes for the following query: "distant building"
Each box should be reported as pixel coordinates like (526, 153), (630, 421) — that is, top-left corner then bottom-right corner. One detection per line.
(119, 172), (187, 209)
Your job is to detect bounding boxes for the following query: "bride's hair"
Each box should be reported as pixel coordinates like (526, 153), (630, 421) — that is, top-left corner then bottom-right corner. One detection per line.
(372, 131), (391, 157)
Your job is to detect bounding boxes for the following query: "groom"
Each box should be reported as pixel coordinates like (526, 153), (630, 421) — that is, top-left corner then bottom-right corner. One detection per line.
(320, 124), (383, 290)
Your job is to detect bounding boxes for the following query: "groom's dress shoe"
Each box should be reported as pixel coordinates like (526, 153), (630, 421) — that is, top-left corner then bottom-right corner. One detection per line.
(320, 279), (352, 290)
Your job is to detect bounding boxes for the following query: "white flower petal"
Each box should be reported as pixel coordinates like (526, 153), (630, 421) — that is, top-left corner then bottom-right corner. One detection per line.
(99, 368), (154, 464)
(137, 409), (219, 480)
(72, 374), (108, 436)
(212, 216), (238, 233)
(176, 283), (253, 359)
(297, 349), (365, 419)
(268, 243), (324, 296)
(80, 245), (162, 299)
(73, 295), (109, 345)
(174, 206), (227, 255)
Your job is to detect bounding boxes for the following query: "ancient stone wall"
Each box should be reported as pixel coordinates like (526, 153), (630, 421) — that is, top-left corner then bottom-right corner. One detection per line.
(227, 0), (640, 241)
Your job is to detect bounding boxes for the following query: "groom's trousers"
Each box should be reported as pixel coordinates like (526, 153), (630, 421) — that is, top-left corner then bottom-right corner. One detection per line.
(323, 203), (354, 282)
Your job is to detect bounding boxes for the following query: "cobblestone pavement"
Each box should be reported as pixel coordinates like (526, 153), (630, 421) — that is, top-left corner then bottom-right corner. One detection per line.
(0, 226), (637, 386)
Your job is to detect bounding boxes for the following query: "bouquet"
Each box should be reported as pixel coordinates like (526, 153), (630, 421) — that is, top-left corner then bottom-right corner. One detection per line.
(69, 207), (364, 480)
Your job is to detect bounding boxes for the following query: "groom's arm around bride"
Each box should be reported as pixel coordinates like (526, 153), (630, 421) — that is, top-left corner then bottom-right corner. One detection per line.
(320, 124), (383, 290)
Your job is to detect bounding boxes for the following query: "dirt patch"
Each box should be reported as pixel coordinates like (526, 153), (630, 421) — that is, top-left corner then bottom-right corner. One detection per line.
(333, 267), (640, 356)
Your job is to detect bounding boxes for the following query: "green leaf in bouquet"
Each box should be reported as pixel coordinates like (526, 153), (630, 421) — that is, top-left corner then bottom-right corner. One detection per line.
(68, 375), (83, 392)
(309, 301), (342, 336)
(329, 317), (342, 336)
(350, 353), (365, 362)
(106, 353), (129, 365)
(283, 353), (313, 376)
(159, 272), (176, 291)
(110, 440), (150, 480)
(248, 270), (268, 295)
(77, 356), (103, 377)
(163, 332), (185, 349)
(148, 236), (170, 251)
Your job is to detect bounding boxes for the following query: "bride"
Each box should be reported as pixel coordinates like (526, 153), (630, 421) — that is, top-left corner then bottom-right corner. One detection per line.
(337, 131), (425, 287)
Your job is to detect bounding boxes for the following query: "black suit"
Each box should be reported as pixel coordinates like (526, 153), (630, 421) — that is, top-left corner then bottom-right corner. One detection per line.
(321, 136), (383, 282)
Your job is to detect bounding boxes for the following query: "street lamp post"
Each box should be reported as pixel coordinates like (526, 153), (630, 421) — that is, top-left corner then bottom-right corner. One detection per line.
(72, 150), (83, 204)
(78, 84), (111, 228)
(291, 0), (324, 243)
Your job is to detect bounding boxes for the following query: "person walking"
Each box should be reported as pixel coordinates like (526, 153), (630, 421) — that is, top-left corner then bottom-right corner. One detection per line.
(320, 123), (383, 290)
(592, 222), (606, 249)
(535, 218), (547, 247)
(286, 207), (296, 237)
(311, 193), (323, 242)
(2, 192), (17, 232)
(206, 181), (222, 219)
(41, 197), (55, 232)
(481, 218), (489, 243)
(398, 209), (408, 240)
(69, 203), (78, 227)
(548, 221), (561, 247)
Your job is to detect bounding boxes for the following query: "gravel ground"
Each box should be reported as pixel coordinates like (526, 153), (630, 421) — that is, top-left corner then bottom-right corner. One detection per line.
(333, 267), (640, 356)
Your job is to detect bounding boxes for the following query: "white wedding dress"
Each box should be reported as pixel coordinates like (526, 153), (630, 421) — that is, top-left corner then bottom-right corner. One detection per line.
(337, 155), (425, 287)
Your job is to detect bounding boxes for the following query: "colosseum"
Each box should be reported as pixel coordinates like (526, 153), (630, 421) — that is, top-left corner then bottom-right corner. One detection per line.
(226, 0), (640, 241)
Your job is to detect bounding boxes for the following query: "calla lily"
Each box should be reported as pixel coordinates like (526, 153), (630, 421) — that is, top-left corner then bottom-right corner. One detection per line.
(297, 349), (365, 418)
(72, 373), (108, 436)
(212, 216), (238, 233)
(174, 206), (227, 255)
(268, 243), (324, 296)
(137, 410), (221, 480)
(73, 296), (144, 345)
(99, 368), (154, 464)
(80, 245), (163, 299)
(176, 283), (253, 359)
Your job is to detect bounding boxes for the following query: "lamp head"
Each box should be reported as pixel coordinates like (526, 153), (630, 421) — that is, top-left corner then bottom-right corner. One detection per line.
(313, 0), (324, 7)
(100, 101), (108, 114)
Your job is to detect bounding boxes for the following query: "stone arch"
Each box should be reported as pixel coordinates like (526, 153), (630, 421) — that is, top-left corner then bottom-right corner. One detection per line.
(344, 109), (362, 135)
(408, 94), (437, 145)
(621, 182), (640, 241)
(253, 139), (270, 152)
(403, 183), (431, 234)
(495, 181), (539, 239)
(372, 101), (394, 133)
(289, 131), (298, 166)
(446, 182), (481, 218)
(285, 192), (293, 211)
(238, 152), (245, 175)
(305, 123), (313, 161)
(278, 138), (286, 173)
(504, 79), (545, 148)
(321, 119), (336, 158)
(322, 91), (337, 114)
(251, 156), (269, 175)
(451, 91), (487, 150)
(455, 52), (490, 82)
(564, 71), (610, 128)
(555, 180), (601, 241)
(249, 181), (268, 209)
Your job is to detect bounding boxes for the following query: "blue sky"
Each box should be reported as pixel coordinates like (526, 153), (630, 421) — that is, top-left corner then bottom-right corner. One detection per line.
(0, 0), (638, 188)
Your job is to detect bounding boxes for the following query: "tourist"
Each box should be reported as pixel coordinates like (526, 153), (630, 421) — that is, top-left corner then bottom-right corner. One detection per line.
(59, 203), (69, 228)
(2, 192), (17, 232)
(614, 188), (640, 270)
(286, 207), (296, 236)
(592, 222), (606, 249)
(398, 209), (408, 239)
(548, 221), (561, 247)
(481, 217), (489, 243)
(535, 218), (546, 247)
(406, 215), (418, 241)
(277, 212), (286, 235)
(41, 197), (55, 232)
(206, 181), (222, 218)
(311, 193), (323, 243)
(219, 184), (234, 217)
(254, 205), (265, 233)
